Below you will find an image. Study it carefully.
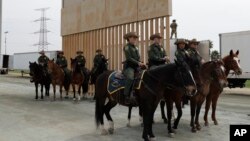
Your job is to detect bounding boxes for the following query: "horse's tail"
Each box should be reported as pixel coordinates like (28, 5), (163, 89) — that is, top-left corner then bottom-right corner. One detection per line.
(64, 74), (71, 91)
(82, 72), (90, 93)
(95, 96), (101, 128)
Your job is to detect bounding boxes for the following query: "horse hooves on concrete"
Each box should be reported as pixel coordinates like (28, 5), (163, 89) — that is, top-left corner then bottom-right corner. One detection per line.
(204, 122), (209, 127)
(149, 137), (156, 141)
(168, 133), (175, 138)
(101, 129), (109, 135)
(214, 121), (218, 125)
(108, 128), (114, 134)
(163, 119), (168, 124)
(191, 128), (197, 133)
(127, 123), (131, 128)
(196, 125), (201, 131)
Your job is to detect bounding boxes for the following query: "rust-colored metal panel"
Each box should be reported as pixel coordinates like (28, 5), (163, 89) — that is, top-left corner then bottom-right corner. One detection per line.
(165, 17), (170, 56)
(140, 21), (145, 63)
(155, 18), (159, 33)
(106, 0), (138, 27)
(138, 0), (172, 21)
(63, 0), (82, 9)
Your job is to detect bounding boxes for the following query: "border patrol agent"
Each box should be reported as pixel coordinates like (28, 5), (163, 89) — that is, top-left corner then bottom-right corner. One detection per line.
(56, 51), (70, 76)
(38, 50), (49, 67)
(175, 38), (189, 68)
(187, 39), (205, 69)
(75, 51), (87, 76)
(148, 33), (169, 69)
(123, 32), (145, 104)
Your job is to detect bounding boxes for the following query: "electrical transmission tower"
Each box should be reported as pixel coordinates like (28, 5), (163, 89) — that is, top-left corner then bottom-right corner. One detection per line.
(34, 7), (50, 51)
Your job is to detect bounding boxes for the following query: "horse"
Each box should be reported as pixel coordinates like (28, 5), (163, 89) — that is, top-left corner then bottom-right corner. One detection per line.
(70, 58), (85, 101)
(47, 59), (70, 100)
(189, 60), (228, 132)
(204, 50), (242, 126)
(95, 61), (197, 141)
(29, 62), (51, 100)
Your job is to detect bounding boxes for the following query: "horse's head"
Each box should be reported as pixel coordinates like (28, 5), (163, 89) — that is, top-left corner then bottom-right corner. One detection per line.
(223, 50), (242, 75)
(47, 59), (55, 73)
(175, 60), (197, 97)
(29, 61), (38, 82)
(210, 60), (228, 88)
(70, 58), (82, 73)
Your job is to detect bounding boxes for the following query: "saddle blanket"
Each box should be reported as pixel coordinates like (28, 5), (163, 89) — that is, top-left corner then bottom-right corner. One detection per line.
(107, 70), (146, 94)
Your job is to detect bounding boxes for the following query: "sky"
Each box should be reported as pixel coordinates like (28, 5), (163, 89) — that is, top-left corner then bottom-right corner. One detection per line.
(1, 0), (250, 54)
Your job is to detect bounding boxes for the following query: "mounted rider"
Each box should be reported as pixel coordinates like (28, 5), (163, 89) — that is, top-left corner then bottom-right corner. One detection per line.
(187, 39), (205, 69)
(175, 39), (190, 68)
(38, 50), (49, 74)
(90, 49), (108, 84)
(123, 32), (145, 104)
(74, 51), (88, 77)
(148, 33), (170, 69)
(56, 51), (70, 80)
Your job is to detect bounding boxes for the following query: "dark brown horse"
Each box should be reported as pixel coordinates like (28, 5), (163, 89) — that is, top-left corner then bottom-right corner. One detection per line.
(47, 59), (70, 100)
(204, 50), (242, 126)
(189, 60), (228, 132)
(95, 62), (197, 141)
(70, 58), (85, 101)
(29, 62), (51, 100)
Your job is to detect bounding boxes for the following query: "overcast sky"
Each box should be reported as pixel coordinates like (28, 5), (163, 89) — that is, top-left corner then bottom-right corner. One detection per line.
(1, 0), (250, 54)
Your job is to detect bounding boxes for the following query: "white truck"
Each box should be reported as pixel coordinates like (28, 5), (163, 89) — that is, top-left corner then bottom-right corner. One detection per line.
(219, 30), (250, 88)
(13, 51), (58, 71)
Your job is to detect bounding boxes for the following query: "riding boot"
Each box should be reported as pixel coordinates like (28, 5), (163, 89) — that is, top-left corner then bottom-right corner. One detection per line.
(124, 79), (136, 105)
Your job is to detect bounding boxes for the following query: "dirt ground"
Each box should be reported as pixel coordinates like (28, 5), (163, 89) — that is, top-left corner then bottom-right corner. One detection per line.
(0, 74), (250, 141)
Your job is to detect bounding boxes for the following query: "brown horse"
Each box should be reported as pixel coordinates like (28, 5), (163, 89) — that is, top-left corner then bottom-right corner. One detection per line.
(204, 50), (242, 126)
(189, 60), (228, 132)
(47, 59), (70, 100)
(70, 58), (85, 101)
(95, 62), (197, 141)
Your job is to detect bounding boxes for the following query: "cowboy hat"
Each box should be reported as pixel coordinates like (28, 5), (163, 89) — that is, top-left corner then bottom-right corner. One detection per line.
(188, 38), (200, 45)
(123, 32), (138, 40)
(150, 33), (162, 40)
(174, 38), (187, 45)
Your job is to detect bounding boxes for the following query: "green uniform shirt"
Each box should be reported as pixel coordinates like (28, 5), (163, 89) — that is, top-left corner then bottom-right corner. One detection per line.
(94, 54), (106, 67)
(75, 55), (86, 67)
(148, 44), (166, 66)
(56, 56), (68, 68)
(187, 48), (202, 68)
(175, 48), (189, 65)
(123, 43), (140, 69)
(38, 55), (49, 65)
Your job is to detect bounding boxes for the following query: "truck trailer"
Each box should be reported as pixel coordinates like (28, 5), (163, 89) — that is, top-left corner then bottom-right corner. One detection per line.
(219, 30), (250, 88)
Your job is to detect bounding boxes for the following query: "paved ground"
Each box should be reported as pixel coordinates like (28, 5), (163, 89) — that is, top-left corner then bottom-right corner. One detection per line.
(0, 74), (250, 141)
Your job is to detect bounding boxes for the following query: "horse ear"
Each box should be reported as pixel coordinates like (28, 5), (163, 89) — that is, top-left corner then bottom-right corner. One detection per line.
(229, 50), (233, 56)
(29, 61), (31, 64)
(236, 50), (239, 55)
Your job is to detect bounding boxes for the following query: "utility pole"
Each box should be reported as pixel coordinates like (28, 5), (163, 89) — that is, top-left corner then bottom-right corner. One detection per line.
(0, 0), (2, 54)
(34, 7), (50, 51)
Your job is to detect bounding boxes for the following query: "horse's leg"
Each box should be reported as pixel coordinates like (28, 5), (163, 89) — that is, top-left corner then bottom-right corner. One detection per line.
(59, 84), (63, 100)
(173, 100), (183, 130)
(77, 84), (81, 101)
(148, 102), (158, 140)
(41, 84), (44, 100)
(142, 101), (150, 141)
(204, 93), (212, 126)
(72, 84), (76, 101)
(104, 101), (117, 134)
(95, 96), (108, 135)
(53, 84), (56, 101)
(190, 97), (197, 133)
(195, 96), (206, 131)
(35, 83), (38, 100)
(166, 99), (175, 137)
(160, 100), (168, 124)
(212, 94), (220, 125)
(127, 106), (133, 127)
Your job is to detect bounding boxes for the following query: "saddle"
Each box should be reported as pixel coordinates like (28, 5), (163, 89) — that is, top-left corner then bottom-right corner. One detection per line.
(107, 70), (146, 95)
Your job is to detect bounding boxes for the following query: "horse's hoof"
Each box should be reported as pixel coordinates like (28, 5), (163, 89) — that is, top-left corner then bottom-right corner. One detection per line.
(171, 128), (177, 134)
(149, 137), (156, 141)
(127, 123), (131, 128)
(101, 129), (109, 135)
(108, 128), (114, 134)
(73, 98), (76, 101)
(214, 121), (218, 125)
(196, 125), (201, 130)
(163, 119), (168, 124)
(191, 127), (197, 133)
(168, 133), (175, 138)
(204, 122), (209, 127)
